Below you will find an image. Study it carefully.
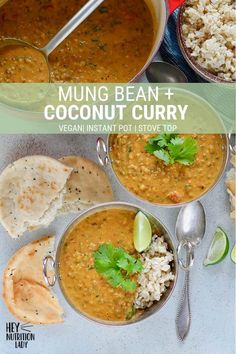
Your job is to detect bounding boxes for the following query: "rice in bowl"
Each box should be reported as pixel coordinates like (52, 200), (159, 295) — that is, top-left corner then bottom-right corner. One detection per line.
(181, 0), (236, 81)
(135, 235), (175, 309)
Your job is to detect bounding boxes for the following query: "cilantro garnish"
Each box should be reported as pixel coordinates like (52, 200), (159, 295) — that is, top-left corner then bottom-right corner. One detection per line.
(145, 133), (197, 166)
(93, 244), (143, 292)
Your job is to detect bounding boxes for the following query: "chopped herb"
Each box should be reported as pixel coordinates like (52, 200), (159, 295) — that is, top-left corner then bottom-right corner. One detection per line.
(145, 134), (197, 166)
(126, 305), (136, 320)
(93, 243), (143, 292)
(87, 265), (94, 270)
(79, 40), (86, 46)
(88, 62), (97, 68)
(98, 42), (107, 51)
(99, 6), (108, 13)
(91, 25), (102, 32)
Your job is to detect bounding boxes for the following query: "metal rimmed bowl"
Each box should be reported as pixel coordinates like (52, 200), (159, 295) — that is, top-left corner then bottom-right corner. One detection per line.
(43, 201), (178, 325)
(96, 133), (229, 208)
(177, 5), (235, 83)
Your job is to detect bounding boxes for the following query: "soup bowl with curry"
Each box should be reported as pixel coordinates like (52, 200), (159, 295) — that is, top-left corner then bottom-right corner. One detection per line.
(43, 202), (178, 325)
(96, 133), (229, 206)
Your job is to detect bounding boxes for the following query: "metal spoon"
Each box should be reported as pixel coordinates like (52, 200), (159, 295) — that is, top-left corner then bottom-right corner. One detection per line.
(0, 0), (104, 82)
(175, 201), (206, 341)
(146, 61), (188, 83)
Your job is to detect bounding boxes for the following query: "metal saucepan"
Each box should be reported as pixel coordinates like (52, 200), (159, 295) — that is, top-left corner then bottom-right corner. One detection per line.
(0, 0), (185, 84)
(0, 0), (186, 117)
(129, 0), (186, 82)
(43, 202), (178, 325)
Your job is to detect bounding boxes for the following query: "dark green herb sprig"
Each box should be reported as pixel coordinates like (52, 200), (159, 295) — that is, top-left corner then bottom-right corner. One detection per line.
(93, 243), (143, 292)
(145, 133), (198, 166)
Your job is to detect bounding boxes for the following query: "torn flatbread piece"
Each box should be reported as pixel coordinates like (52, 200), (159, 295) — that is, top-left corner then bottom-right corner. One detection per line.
(59, 156), (113, 213)
(0, 155), (72, 238)
(2, 236), (64, 324)
(226, 168), (236, 220)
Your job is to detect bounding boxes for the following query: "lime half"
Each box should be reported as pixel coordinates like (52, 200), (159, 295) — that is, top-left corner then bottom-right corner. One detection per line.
(133, 211), (152, 252)
(203, 227), (229, 266)
(231, 245), (236, 264)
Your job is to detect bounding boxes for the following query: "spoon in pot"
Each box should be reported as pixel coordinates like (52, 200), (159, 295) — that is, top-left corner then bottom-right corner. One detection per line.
(175, 201), (206, 341)
(0, 0), (104, 82)
(146, 62), (188, 83)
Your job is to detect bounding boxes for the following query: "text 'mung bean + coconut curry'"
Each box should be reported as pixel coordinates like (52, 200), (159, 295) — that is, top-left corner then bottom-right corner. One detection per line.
(110, 134), (225, 205)
(0, 0), (154, 83)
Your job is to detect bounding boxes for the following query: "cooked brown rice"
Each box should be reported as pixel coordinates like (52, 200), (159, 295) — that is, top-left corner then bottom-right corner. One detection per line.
(181, 0), (236, 81)
(134, 235), (175, 309)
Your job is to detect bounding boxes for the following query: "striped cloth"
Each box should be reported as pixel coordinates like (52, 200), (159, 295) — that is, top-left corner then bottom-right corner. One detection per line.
(159, 10), (199, 83)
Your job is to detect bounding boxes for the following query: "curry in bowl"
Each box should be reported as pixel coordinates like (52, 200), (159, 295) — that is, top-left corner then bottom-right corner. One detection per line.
(0, 0), (154, 83)
(59, 205), (176, 323)
(110, 134), (227, 205)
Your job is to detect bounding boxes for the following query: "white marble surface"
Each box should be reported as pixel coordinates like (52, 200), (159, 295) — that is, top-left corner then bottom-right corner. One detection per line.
(0, 134), (235, 354)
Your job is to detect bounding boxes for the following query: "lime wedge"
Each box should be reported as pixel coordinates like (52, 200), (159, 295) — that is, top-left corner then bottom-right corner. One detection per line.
(133, 211), (152, 252)
(231, 245), (236, 264)
(203, 227), (229, 266)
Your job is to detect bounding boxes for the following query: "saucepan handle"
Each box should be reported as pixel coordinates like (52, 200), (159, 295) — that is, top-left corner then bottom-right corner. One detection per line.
(43, 255), (56, 287)
(228, 133), (235, 153)
(96, 137), (109, 166)
(167, 0), (185, 15)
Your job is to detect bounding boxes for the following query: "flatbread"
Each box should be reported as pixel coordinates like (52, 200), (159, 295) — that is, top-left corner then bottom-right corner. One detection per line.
(226, 168), (236, 219)
(59, 156), (113, 213)
(0, 155), (72, 238)
(2, 236), (64, 324)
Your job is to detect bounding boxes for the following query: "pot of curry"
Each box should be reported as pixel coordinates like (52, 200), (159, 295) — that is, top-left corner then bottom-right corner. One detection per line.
(0, 0), (185, 83)
(96, 133), (229, 206)
(43, 202), (178, 325)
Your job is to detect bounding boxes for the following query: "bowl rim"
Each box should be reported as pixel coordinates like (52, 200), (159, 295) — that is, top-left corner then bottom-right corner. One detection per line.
(55, 201), (179, 326)
(177, 4), (235, 84)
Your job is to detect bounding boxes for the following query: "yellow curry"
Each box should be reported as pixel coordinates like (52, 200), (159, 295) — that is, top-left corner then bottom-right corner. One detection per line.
(0, 0), (154, 83)
(110, 134), (225, 204)
(59, 209), (140, 322)
(0, 45), (49, 82)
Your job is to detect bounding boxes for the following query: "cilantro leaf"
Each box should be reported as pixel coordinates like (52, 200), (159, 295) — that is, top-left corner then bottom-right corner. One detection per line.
(168, 136), (197, 165)
(170, 136), (183, 145)
(154, 149), (171, 165)
(145, 133), (176, 154)
(103, 268), (124, 287)
(117, 254), (143, 274)
(93, 243), (116, 272)
(145, 142), (159, 154)
(93, 244), (143, 292)
(121, 279), (137, 292)
(145, 134), (197, 166)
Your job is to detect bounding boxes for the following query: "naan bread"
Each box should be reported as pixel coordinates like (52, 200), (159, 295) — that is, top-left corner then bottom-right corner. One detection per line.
(59, 156), (113, 213)
(226, 168), (236, 220)
(2, 236), (64, 324)
(225, 147), (236, 219)
(0, 155), (72, 238)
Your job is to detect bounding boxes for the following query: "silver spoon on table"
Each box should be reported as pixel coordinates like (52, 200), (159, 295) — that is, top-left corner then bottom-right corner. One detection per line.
(175, 201), (206, 340)
(0, 0), (104, 82)
(146, 61), (188, 83)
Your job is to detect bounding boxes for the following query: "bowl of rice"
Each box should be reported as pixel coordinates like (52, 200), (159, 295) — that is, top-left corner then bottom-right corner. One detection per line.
(177, 0), (236, 82)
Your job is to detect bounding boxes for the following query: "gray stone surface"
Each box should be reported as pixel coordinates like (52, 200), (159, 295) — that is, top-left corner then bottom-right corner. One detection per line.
(0, 133), (235, 354)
